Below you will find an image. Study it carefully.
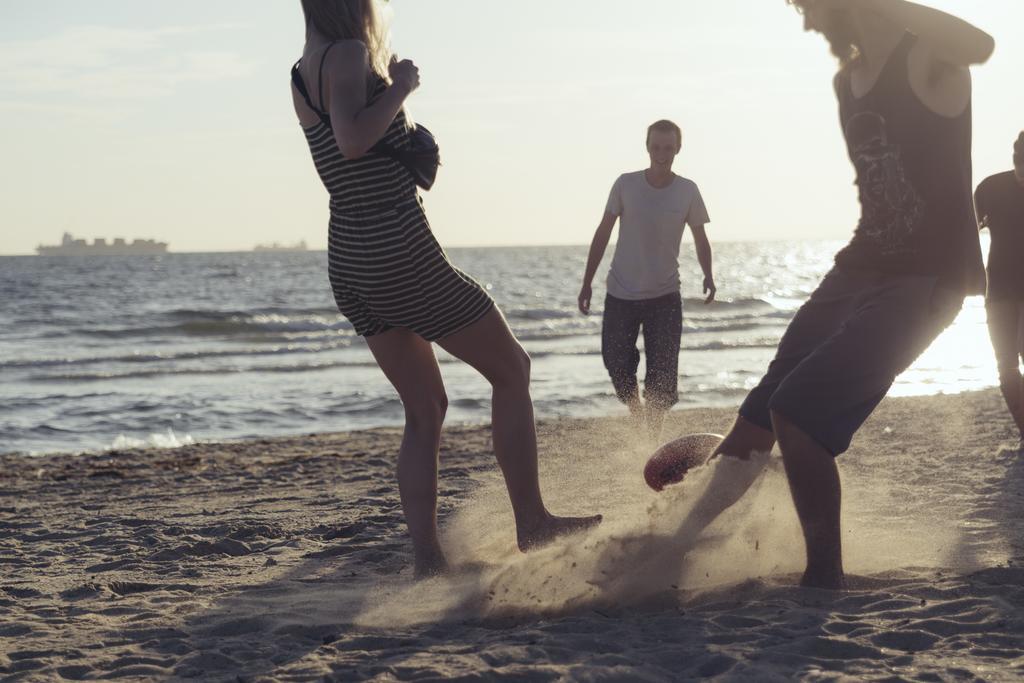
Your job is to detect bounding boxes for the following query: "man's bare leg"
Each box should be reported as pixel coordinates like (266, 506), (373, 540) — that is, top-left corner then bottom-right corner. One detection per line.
(998, 375), (1024, 442)
(593, 416), (773, 594)
(629, 398), (647, 440)
(1018, 372), (1024, 448)
(1016, 304), (1024, 445)
(673, 415), (776, 542)
(646, 404), (667, 445)
(772, 410), (846, 589)
(987, 301), (1024, 443)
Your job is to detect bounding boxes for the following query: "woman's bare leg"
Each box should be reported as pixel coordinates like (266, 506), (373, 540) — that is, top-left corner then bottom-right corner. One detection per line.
(438, 307), (602, 550)
(365, 328), (449, 576)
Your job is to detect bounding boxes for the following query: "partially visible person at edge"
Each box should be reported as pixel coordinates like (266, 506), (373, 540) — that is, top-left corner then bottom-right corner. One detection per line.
(578, 120), (716, 444)
(658, 0), (993, 590)
(290, 0), (600, 577)
(976, 132), (1024, 451)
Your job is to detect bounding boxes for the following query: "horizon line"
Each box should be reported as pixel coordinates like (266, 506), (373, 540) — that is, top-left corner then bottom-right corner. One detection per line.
(0, 236), (849, 257)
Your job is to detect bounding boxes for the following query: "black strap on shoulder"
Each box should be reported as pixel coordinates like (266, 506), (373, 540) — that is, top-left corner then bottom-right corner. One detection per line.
(290, 42), (338, 128)
(291, 60), (330, 127)
(291, 43), (403, 161)
(316, 42), (337, 113)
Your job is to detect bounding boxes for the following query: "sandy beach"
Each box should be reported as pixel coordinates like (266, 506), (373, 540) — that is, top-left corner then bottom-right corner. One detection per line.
(2, 388), (1023, 681)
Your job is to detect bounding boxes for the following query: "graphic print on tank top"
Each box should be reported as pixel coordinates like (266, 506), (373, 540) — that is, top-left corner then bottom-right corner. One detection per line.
(845, 110), (924, 256)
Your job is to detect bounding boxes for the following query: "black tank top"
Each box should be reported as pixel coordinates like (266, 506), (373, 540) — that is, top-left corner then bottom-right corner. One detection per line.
(834, 33), (985, 295)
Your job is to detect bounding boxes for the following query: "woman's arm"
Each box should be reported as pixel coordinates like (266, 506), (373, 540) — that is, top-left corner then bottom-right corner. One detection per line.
(323, 42), (418, 158)
(865, 0), (994, 66)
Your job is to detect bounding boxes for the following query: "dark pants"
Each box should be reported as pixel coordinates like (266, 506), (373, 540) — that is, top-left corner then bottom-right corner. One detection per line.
(601, 292), (682, 410)
(739, 267), (963, 456)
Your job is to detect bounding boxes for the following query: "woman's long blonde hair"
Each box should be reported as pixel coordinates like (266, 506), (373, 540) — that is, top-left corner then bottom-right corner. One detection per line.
(301, 0), (392, 77)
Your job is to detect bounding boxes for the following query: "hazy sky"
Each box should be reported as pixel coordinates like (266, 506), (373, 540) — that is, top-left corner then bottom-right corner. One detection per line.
(1, 1), (1020, 254)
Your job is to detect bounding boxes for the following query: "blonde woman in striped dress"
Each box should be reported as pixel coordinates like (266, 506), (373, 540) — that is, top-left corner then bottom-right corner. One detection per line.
(291, 0), (601, 577)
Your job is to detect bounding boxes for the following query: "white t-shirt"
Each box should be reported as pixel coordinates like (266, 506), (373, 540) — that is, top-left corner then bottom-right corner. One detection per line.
(605, 171), (710, 301)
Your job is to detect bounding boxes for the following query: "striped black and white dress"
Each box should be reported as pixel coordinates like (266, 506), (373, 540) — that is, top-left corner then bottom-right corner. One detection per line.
(300, 73), (493, 340)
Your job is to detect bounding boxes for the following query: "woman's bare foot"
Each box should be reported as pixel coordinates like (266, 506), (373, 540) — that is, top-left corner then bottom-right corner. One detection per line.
(517, 513), (603, 552)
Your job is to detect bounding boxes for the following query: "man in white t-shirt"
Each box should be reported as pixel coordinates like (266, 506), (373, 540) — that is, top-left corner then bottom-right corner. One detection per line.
(578, 119), (716, 441)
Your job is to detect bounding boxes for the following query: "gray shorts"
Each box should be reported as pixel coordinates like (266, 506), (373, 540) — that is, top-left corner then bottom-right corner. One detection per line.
(739, 267), (963, 455)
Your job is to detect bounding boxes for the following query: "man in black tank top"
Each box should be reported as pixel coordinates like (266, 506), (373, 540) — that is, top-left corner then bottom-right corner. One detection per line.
(976, 133), (1024, 449)
(666, 0), (994, 590)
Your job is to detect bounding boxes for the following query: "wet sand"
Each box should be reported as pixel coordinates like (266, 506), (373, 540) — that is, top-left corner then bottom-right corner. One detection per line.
(2, 389), (1023, 681)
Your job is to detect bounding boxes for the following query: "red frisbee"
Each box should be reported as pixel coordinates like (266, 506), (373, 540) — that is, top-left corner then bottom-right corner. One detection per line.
(644, 433), (724, 491)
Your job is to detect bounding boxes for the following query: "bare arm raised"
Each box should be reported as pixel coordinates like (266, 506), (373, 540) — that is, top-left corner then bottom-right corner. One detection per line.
(320, 41), (420, 159)
(867, 0), (990, 118)
(809, 0), (992, 117)
(863, 0), (994, 66)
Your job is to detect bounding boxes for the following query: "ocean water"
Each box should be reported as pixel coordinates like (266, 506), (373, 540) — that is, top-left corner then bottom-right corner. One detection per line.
(0, 240), (995, 455)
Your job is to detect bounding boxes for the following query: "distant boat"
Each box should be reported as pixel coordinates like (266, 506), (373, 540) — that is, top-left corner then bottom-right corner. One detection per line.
(37, 232), (168, 256)
(253, 240), (308, 252)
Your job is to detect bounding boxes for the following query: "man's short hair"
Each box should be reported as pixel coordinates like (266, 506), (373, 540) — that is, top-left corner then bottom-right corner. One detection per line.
(1014, 131), (1024, 169)
(647, 120), (682, 149)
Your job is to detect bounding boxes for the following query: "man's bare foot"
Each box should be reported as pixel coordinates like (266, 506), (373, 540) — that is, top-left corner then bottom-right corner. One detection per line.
(799, 567), (847, 590)
(626, 398), (644, 425)
(645, 406), (666, 446)
(517, 513), (603, 552)
(413, 552), (449, 579)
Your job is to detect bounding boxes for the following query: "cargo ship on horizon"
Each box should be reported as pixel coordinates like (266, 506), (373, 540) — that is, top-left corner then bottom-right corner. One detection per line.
(253, 240), (308, 252)
(37, 233), (169, 256)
